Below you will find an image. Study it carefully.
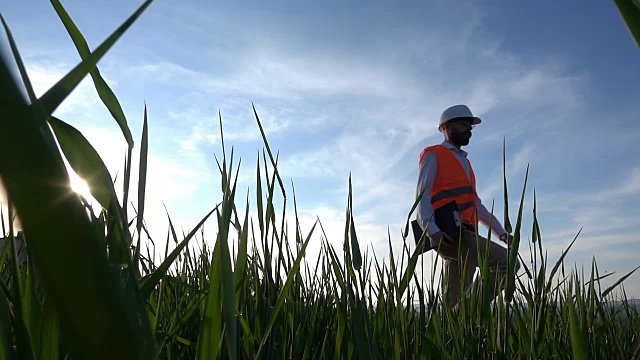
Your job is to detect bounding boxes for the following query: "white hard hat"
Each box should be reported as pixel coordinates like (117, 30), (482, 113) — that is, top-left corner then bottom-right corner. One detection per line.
(438, 104), (482, 131)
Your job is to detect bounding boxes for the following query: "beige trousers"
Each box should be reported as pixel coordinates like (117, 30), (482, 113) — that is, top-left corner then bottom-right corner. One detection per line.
(434, 230), (520, 307)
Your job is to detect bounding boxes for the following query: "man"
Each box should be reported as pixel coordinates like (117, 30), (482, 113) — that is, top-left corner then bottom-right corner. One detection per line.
(415, 104), (519, 307)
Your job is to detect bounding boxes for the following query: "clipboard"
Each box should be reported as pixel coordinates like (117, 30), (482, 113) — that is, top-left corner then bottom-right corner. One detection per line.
(412, 201), (462, 253)
(411, 219), (431, 253)
(433, 200), (462, 240)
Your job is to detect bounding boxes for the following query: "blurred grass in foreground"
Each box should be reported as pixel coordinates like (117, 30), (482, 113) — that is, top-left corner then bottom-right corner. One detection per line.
(1, 0), (640, 359)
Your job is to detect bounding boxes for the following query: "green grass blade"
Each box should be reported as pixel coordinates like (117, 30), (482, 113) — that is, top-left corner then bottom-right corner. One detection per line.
(252, 103), (285, 199)
(633, 339), (640, 360)
(613, 0), (640, 48)
(545, 229), (581, 294)
(140, 207), (216, 299)
(39, 298), (60, 360)
(123, 146), (133, 221)
(25, 252), (43, 354)
(217, 163), (239, 359)
(215, 111), (227, 194)
(196, 210), (225, 360)
(344, 191), (352, 268)
(7, 219), (34, 360)
(348, 174), (362, 271)
(568, 282), (589, 360)
(164, 204), (179, 248)
(601, 265), (640, 299)
(257, 220), (318, 358)
(35, 0), (153, 124)
(134, 105), (149, 271)
(397, 242), (424, 300)
(505, 164), (528, 302)
(256, 154), (265, 235)
(326, 243), (347, 294)
(0, 291), (13, 360)
(234, 195), (250, 295)
(402, 182), (428, 239)
(166, 293), (207, 339)
(48, 116), (117, 214)
(351, 299), (375, 359)
(0, 14), (37, 103)
(49, 115), (132, 267)
(502, 137), (512, 233)
(49, 0), (134, 145)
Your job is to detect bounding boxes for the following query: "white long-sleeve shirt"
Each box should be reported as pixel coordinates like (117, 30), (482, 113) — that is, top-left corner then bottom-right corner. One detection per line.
(416, 141), (507, 237)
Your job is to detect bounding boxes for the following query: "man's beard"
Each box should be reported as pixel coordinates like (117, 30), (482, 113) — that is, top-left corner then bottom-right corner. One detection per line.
(450, 131), (472, 146)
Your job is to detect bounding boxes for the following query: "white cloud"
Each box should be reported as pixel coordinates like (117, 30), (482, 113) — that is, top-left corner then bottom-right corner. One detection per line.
(590, 167), (640, 201)
(278, 147), (336, 179)
(536, 166), (640, 232)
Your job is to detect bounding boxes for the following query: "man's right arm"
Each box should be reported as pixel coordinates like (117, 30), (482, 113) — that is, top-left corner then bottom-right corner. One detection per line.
(416, 150), (441, 237)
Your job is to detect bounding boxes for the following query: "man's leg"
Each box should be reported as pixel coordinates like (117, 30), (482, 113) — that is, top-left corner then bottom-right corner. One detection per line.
(462, 231), (520, 300)
(440, 249), (476, 307)
(438, 231), (519, 305)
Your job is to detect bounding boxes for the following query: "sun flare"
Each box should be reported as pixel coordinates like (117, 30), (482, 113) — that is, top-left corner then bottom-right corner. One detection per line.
(70, 174), (92, 200)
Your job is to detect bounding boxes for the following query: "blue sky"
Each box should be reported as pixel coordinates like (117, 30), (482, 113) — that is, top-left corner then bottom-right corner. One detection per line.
(2, 0), (640, 297)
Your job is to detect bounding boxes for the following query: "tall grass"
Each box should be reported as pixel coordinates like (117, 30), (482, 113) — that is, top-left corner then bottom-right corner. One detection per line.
(1, 1), (640, 359)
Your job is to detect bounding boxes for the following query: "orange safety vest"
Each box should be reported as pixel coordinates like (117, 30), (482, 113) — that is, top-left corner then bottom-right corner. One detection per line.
(419, 144), (478, 229)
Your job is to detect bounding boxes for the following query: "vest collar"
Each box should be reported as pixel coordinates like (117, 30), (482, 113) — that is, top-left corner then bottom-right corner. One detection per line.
(441, 140), (468, 157)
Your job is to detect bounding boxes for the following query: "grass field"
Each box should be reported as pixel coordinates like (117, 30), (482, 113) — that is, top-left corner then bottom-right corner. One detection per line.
(1, 1), (640, 359)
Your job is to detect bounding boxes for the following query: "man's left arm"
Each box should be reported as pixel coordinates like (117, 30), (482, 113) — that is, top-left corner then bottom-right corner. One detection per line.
(475, 196), (511, 244)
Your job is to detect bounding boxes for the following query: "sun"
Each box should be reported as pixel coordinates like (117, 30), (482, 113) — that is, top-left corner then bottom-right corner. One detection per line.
(70, 173), (92, 201)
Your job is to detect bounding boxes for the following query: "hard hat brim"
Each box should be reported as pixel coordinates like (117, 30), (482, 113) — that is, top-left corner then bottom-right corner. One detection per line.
(438, 116), (481, 131)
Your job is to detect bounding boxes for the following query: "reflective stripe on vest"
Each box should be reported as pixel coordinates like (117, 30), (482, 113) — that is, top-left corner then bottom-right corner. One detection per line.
(457, 200), (475, 212)
(431, 185), (474, 204)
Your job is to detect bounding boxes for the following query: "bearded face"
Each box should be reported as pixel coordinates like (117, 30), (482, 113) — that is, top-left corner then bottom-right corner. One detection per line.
(445, 119), (474, 147)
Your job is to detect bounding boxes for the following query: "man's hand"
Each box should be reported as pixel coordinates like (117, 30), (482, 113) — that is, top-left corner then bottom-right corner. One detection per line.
(430, 231), (454, 249)
(500, 233), (514, 248)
